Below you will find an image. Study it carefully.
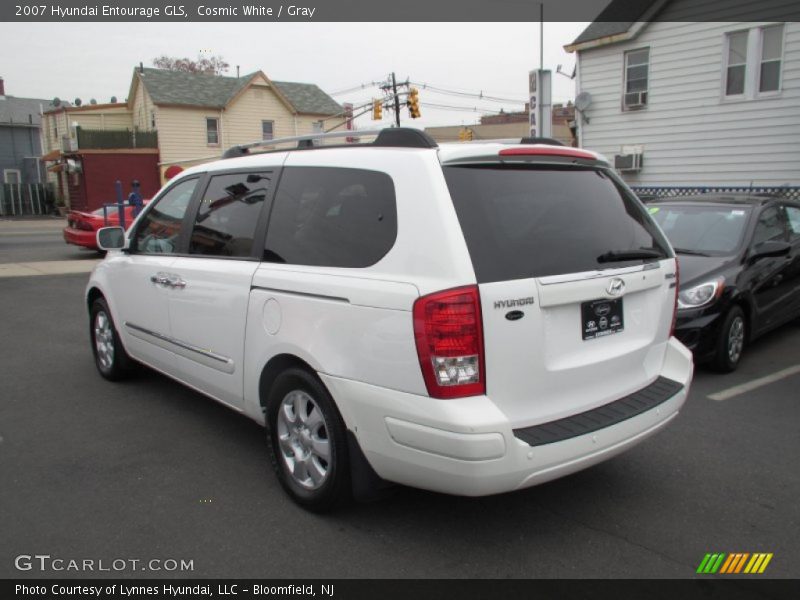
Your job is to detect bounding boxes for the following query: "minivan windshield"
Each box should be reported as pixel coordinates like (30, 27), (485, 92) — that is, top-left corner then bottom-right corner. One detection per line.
(442, 165), (671, 283)
(649, 204), (752, 256)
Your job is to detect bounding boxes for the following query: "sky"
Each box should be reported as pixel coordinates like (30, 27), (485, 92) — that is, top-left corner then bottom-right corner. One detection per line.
(0, 21), (589, 130)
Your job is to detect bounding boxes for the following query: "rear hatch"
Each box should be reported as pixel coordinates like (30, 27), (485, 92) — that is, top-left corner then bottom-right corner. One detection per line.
(442, 157), (677, 428)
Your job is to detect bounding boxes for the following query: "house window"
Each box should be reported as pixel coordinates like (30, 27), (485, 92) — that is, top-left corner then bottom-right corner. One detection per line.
(261, 120), (274, 141)
(206, 117), (219, 145)
(759, 24), (783, 93)
(724, 25), (784, 99)
(725, 30), (748, 96)
(4, 169), (22, 184)
(623, 48), (649, 109)
(151, 113), (156, 130)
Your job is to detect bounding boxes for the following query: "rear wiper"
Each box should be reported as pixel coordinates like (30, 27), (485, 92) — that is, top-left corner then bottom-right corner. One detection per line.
(597, 249), (664, 263)
(672, 247), (710, 257)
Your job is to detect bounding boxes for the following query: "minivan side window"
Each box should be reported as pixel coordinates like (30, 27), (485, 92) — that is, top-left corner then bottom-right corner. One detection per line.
(263, 167), (397, 268)
(132, 178), (198, 255)
(187, 172), (270, 258)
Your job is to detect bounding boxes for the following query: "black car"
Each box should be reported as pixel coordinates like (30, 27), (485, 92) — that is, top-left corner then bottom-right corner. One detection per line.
(648, 194), (800, 372)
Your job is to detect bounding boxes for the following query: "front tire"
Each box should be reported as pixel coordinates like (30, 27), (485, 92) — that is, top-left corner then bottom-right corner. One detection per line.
(711, 305), (746, 373)
(265, 368), (351, 512)
(90, 297), (135, 380)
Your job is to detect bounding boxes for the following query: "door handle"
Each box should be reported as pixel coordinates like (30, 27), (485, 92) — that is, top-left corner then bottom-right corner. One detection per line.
(150, 273), (170, 286)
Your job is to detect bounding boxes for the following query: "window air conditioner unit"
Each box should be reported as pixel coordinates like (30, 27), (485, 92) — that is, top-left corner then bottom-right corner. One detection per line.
(624, 91), (648, 109)
(614, 153), (643, 172)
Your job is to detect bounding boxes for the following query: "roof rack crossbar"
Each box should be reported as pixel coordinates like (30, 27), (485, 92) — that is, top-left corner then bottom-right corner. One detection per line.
(222, 127), (437, 159)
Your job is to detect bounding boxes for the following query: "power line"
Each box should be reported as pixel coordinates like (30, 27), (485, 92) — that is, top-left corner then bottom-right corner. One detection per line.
(329, 81), (384, 96)
(410, 81), (527, 104)
(420, 101), (519, 115)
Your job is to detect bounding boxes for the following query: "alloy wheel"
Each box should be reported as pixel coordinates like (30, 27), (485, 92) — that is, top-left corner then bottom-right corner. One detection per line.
(727, 316), (745, 364)
(94, 310), (115, 370)
(276, 390), (331, 490)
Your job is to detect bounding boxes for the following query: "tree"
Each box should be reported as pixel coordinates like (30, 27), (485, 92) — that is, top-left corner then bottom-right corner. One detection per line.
(152, 54), (230, 76)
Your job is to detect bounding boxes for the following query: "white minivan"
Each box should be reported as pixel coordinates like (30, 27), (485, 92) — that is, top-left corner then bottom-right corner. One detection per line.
(88, 129), (693, 511)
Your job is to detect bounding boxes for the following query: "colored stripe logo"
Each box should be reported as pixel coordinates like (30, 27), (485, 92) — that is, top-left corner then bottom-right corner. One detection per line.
(697, 553), (773, 574)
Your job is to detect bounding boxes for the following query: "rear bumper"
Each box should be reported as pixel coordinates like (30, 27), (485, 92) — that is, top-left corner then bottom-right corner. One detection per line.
(63, 227), (97, 249)
(321, 337), (693, 497)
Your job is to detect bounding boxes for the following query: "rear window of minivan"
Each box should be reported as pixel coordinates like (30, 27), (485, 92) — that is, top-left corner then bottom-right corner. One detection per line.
(443, 165), (671, 283)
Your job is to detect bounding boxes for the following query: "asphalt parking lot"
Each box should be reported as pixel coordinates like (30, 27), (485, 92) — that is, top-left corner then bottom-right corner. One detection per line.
(1, 221), (799, 579)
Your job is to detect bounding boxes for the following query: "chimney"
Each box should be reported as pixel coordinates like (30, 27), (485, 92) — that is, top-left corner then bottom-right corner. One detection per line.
(236, 65), (240, 78)
(139, 62), (144, 74)
(0, 77), (5, 97)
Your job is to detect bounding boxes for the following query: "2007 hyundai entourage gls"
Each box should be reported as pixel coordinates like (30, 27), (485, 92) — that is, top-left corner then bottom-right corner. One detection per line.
(88, 128), (693, 511)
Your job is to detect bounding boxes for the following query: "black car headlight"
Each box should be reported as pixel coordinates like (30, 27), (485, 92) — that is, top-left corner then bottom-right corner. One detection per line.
(678, 277), (725, 309)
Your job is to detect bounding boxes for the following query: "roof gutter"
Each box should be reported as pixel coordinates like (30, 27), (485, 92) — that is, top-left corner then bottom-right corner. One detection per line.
(563, 0), (670, 53)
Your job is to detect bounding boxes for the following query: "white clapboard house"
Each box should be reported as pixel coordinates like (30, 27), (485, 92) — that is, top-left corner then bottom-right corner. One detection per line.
(565, 0), (800, 198)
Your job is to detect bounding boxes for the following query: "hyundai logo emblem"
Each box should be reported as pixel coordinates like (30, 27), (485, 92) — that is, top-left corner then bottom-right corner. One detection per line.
(606, 278), (625, 297)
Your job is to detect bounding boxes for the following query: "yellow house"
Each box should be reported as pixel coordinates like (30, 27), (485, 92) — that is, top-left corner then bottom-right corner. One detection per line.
(41, 67), (344, 196)
(127, 67), (344, 178)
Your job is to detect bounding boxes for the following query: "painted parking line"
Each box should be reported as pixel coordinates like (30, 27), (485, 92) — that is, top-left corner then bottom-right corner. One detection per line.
(708, 364), (800, 401)
(0, 260), (100, 278)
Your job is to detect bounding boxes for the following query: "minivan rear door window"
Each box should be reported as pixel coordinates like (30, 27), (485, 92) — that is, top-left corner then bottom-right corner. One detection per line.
(442, 165), (670, 283)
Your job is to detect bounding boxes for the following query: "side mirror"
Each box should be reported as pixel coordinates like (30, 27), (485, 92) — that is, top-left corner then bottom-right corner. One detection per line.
(750, 240), (791, 262)
(97, 226), (127, 251)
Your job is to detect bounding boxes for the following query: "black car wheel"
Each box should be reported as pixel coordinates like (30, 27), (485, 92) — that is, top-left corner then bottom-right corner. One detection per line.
(90, 297), (135, 380)
(711, 305), (746, 373)
(265, 368), (351, 512)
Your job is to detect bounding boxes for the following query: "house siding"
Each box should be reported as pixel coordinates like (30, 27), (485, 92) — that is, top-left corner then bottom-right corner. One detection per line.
(223, 82), (301, 147)
(132, 82), (156, 132)
(0, 126), (42, 183)
(575, 7), (800, 186)
(156, 106), (225, 166)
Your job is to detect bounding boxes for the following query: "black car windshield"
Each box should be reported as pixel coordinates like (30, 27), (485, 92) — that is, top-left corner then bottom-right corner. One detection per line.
(649, 204), (752, 256)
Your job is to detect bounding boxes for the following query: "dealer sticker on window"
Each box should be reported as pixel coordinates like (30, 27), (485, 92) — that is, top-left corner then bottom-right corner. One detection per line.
(581, 298), (624, 340)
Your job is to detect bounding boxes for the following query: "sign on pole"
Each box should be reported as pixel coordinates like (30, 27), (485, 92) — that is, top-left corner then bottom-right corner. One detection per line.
(529, 69), (552, 138)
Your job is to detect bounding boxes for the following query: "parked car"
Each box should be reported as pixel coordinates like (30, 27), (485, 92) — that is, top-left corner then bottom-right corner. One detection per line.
(87, 129), (693, 511)
(63, 203), (147, 250)
(648, 194), (800, 372)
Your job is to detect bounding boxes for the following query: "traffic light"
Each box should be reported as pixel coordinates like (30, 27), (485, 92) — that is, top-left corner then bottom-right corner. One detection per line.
(458, 128), (473, 141)
(407, 87), (421, 119)
(372, 99), (383, 120)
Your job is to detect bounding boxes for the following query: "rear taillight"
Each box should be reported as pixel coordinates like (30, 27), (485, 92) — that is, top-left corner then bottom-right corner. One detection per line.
(413, 285), (485, 399)
(76, 220), (94, 231)
(670, 258), (680, 336)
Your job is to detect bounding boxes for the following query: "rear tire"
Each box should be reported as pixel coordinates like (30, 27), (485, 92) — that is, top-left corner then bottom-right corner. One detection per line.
(265, 368), (351, 512)
(711, 306), (745, 373)
(90, 297), (135, 381)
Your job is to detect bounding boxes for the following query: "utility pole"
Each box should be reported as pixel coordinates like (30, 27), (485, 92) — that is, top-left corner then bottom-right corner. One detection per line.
(393, 73), (403, 127)
(391, 72), (401, 127)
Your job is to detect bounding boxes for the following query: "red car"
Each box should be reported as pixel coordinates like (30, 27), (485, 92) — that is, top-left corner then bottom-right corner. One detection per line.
(63, 203), (147, 250)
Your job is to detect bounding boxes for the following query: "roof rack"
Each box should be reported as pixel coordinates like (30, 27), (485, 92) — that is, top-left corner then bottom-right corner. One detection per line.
(222, 127), (438, 159)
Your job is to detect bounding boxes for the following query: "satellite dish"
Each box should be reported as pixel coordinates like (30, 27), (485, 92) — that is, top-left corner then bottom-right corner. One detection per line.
(575, 92), (592, 112)
(52, 97), (61, 107)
